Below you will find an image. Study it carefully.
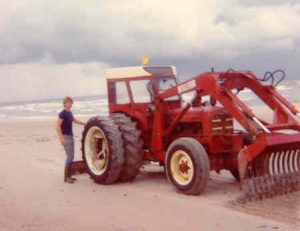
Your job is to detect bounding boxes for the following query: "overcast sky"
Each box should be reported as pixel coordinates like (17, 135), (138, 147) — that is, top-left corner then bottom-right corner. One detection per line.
(0, 0), (300, 102)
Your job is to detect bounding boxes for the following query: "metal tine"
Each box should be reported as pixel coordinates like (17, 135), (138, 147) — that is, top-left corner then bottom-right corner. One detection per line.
(295, 150), (300, 190)
(272, 152), (281, 195)
(281, 150), (290, 193)
(280, 150), (290, 194)
(263, 153), (274, 198)
(297, 150), (300, 190)
(271, 151), (277, 194)
(287, 150), (296, 192)
(267, 152), (276, 197)
(270, 152), (278, 197)
(282, 148), (300, 194)
(276, 152), (286, 195)
(294, 149), (300, 190)
(262, 154), (271, 198)
(287, 149), (297, 192)
(291, 149), (299, 190)
(283, 150), (290, 192)
(290, 149), (298, 191)
(286, 149), (296, 192)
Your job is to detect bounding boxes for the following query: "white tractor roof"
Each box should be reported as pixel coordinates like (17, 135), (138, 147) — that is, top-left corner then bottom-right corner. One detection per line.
(106, 66), (177, 79)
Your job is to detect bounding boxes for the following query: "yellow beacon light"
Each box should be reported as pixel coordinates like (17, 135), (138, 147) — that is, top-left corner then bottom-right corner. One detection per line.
(142, 57), (149, 66)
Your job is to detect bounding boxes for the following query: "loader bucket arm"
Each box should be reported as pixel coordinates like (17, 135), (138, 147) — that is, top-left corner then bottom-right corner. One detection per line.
(159, 71), (300, 135)
(159, 71), (300, 199)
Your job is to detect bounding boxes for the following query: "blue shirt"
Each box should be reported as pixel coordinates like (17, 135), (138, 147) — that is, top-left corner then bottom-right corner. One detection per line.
(59, 110), (74, 136)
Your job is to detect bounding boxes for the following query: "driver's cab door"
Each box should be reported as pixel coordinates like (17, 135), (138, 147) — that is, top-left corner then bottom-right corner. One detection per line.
(128, 78), (154, 132)
(128, 76), (181, 131)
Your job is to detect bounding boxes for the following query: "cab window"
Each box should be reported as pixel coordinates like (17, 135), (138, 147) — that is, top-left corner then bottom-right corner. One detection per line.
(156, 77), (180, 101)
(130, 80), (152, 103)
(115, 81), (130, 104)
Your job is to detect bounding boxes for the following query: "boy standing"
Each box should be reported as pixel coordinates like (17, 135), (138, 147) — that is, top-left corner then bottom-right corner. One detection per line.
(55, 96), (85, 183)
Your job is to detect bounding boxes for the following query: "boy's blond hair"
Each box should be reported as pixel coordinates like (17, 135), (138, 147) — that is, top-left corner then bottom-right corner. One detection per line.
(63, 96), (73, 105)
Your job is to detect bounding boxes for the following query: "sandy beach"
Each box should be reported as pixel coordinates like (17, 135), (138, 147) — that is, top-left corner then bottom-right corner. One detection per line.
(0, 117), (299, 231)
(1, 0), (300, 230)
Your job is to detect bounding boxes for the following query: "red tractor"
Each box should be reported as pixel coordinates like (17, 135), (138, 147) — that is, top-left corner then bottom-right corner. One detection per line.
(79, 65), (300, 199)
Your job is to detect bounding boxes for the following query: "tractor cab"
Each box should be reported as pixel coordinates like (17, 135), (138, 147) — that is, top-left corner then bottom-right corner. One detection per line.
(106, 66), (181, 132)
(106, 66), (179, 102)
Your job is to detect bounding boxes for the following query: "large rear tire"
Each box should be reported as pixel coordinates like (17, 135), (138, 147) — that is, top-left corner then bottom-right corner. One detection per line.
(165, 138), (210, 195)
(110, 113), (144, 182)
(81, 116), (125, 184)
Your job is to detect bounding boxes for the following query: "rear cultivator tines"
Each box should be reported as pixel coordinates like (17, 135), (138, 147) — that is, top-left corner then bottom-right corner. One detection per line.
(241, 149), (300, 201)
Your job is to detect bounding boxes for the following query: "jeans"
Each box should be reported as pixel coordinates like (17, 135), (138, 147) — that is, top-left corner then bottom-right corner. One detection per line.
(63, 135), (74, 167)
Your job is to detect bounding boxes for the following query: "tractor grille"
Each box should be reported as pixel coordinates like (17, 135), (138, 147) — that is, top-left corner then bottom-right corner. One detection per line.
(211, 117), (233, 134)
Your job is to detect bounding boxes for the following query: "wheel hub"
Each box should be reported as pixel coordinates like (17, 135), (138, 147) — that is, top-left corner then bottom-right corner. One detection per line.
(179, 160), (190, 174)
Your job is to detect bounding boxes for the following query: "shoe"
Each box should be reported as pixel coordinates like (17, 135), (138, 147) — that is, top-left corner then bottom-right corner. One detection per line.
(64, 167), (68, 182)
(70, 177), (77, 181)
(65, 177), (74, 184)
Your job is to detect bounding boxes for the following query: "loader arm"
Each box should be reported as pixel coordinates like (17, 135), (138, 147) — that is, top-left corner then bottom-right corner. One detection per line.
(158, 71), (300, 136)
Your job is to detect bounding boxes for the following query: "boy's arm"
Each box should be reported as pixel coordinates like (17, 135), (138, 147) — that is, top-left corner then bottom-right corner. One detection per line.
(55, 118), (66, 145)
(74, 117), (86, 126)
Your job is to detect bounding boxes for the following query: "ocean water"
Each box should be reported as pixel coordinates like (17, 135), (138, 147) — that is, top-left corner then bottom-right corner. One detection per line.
(0, 95), (108, 119)
(0, 80), (299, 119)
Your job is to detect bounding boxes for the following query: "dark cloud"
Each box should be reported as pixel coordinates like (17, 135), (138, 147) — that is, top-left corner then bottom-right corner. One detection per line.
(0, 0), (300, 102)
(0, 0), (298, 68)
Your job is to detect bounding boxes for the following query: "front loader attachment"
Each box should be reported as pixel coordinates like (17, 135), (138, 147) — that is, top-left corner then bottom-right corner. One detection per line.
(238, 133), (300, 200)
(159, 69), (300, 200)
(199, 70), (300, 200)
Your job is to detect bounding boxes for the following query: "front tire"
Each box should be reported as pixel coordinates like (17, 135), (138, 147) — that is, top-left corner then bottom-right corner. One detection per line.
(81, 116), (125, 184)
(165, 138), (210, 195)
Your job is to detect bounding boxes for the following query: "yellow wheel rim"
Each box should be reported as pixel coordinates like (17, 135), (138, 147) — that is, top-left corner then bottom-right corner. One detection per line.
(84, 126), (109, 176)
(170, 150), (194, 186)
